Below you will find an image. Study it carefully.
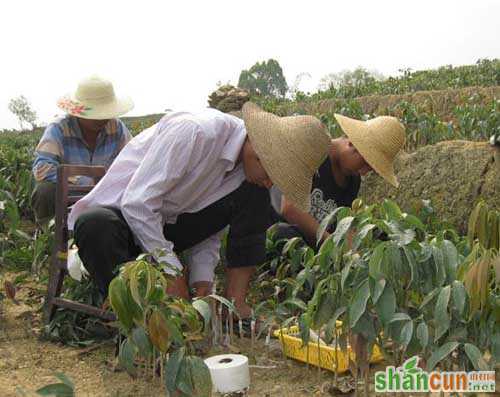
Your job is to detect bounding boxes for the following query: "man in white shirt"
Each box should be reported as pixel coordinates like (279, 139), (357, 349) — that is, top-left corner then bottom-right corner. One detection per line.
(69, 102), (331, 318)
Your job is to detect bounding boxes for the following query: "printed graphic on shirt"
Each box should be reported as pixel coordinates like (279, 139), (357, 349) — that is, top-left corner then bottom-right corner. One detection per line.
(310, 188), (338, 223)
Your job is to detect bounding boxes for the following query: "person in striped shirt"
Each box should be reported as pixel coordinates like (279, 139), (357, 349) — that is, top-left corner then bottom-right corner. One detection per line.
(31, 76), (133, 223)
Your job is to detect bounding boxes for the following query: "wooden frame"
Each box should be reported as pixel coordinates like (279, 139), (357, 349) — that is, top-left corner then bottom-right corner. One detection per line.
(44, 165), (116, 323)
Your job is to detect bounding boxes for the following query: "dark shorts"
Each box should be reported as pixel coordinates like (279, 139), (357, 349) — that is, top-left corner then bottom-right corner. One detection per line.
(74, 181), (271, 294)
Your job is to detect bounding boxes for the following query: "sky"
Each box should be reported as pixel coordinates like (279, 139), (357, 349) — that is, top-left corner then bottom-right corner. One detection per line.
(0, 0), (499, 130)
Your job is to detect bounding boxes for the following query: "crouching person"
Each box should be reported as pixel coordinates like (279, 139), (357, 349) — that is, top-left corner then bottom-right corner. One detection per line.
(270, 114), (406, 249)
(68, 103), (331, 319)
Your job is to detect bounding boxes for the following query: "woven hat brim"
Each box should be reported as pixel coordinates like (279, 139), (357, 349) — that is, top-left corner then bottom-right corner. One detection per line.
(58, 94), (134, 120)
(243, 103), (316, 212)
(334, 114), (399, 187)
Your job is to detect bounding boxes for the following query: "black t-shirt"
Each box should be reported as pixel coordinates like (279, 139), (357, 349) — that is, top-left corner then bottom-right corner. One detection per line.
(270, 157), (361, 224)
(309, 157), (361, 223)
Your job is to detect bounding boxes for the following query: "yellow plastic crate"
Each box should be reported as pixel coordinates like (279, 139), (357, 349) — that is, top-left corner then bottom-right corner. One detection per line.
(273, 324), (384, 373)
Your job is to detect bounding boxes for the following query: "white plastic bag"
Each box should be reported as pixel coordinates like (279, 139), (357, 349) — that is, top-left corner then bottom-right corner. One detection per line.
(67, 245), (89, 281)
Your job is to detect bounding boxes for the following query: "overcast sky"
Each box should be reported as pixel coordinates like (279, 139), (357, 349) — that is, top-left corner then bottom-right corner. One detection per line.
(0, 0), (498, 129)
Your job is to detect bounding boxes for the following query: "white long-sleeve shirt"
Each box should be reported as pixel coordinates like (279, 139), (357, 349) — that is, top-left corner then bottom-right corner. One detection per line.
(68, 109), (247, 284)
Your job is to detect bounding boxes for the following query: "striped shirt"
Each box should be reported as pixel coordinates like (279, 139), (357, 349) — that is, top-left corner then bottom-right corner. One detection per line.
(33, 115), (131, 184)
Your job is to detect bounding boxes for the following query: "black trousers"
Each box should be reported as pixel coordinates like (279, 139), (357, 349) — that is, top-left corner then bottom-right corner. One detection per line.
(74, 182), (271, 295)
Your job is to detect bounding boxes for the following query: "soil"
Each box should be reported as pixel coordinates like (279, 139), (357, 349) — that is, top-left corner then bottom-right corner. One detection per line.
(2, 273), (498, 396)
(0, 273), (363, 397)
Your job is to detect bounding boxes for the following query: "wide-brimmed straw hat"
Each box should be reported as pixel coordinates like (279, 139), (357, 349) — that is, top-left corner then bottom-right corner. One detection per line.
(57, 75), (134, 120)
(334, 114), (406, 187)
(242, 102), (331, 212)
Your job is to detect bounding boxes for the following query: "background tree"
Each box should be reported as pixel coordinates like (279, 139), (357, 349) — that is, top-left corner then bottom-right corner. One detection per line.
(238, 59), (288, 98)
(8, 95), (37, 130)
(319, 67), (385, 91)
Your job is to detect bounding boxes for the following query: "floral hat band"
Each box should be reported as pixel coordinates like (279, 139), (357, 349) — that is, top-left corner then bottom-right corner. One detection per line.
(57, 75), (134, 120)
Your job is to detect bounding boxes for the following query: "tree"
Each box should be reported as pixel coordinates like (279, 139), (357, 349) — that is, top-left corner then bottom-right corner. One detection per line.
(319, 67), (385, 91)
(238, 59), (288, 98)
(8, 95), (37, 130)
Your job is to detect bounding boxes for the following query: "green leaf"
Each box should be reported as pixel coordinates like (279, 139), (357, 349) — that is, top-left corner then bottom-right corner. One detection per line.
(176, 357), (194, 396)
(192, 299), (211, 331)
(187, 356), (213, 397)
(298, 313), (311, 345)
(369, 243), (386, 280)
(442, 240), (459, 281)
(451, 280), (467, 317)
(402, 214), (425, 231)
(403, 247), (417, 288)
(53, 373), (74, 389)
(399, 320), (413, 347)
(369, 278), (386, 304)
(36, 384), (74, 397)
(317, 207), (343, 243)
(464, 343), (489, 371)
(388, 313), (411, 323)
(333, 216), (355, 245)
(131, 327), (153, 358)
(352, 223), (376, 251)
(349, 279), (370, 328)
(434, 286), (451, 341)
(419, 287), (440, 310)
(426, 341), (459, 371)
(432, 245), (446, 286)
(118, 338), (136, 376)
(313, 293), (336, 329)
(383, 199), (402, 219)
(324, 307), (346, 343)
(375, 284), (396, 326)
(416, 322), (429, 349)
(108, 277), (134, 331)
(165, 348), (186, 393)
(282, 237), (303, 255)
(491, 332), (500, 363)
(206, 294), (237, 316)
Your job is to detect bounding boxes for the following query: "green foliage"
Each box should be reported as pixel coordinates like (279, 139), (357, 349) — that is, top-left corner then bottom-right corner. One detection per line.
(238, 59), (288, 98)
(260, 199), (499, 374)
(108, 258), (213, 396)
(42, 277), (113, 347)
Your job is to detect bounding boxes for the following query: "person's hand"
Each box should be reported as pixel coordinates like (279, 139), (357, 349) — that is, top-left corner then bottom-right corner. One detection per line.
(165, 275), (190, 300)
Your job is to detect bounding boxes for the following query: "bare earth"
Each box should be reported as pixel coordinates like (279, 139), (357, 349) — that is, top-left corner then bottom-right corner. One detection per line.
(0, 273), (359, 397)
(2, 274), (497, 396)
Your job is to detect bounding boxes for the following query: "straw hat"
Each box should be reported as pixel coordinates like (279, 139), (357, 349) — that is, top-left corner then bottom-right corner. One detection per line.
(334, 114), (406, 187)
(242, 102), (331, 212)
(57, 75), (134, 120)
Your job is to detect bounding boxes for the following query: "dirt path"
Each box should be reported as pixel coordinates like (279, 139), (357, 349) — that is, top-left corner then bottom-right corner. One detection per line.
(0, 274), (356, 397)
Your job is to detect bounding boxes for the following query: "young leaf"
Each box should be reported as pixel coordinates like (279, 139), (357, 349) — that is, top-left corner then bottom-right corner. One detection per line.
(36, 384), (74, 397)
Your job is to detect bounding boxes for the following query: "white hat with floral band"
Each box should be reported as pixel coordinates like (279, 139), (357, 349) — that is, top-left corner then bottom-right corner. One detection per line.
(334, 114), (406, 187)
(57, 75), (134, 120)
(242, 102), (331, 212)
